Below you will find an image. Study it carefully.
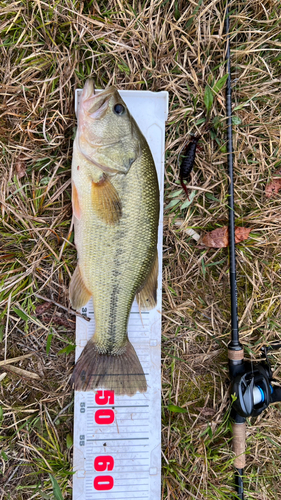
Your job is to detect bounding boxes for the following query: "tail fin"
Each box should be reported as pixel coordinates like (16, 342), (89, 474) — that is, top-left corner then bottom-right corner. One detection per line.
(71, 339), (147, 396)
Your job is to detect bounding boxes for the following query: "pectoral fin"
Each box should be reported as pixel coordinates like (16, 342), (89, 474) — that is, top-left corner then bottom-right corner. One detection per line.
(91, 175), (122, 224)
(69, 265), (92, 310)
(136, 252), (158, 310)
(72, 182), (81, 220)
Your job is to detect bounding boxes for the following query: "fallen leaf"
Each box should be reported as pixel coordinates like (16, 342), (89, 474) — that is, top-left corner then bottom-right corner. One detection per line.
(201, 226), (229, 248)
(52, 315), (75, 328)
(200, 226), (251, 248)
(235, 227), (251, 243)
(15, 159), (26, 179)
(51, 315), (74, 328)
(265, 170), (281, 198)
(39, 313), (75, 329)
(35, 301), (52, 315)
(194, 407), (216, 417)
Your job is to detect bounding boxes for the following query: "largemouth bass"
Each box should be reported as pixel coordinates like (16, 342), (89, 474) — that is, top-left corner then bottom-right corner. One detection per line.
(70, 79), (159, 396)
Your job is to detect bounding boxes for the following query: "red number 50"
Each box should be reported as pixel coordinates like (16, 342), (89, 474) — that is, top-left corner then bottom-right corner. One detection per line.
(95, 390), (115, 405)
(95, 409), (114, 425)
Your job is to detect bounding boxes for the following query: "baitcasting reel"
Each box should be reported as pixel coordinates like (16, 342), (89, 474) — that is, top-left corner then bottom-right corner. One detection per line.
(230, 343), (281, 418)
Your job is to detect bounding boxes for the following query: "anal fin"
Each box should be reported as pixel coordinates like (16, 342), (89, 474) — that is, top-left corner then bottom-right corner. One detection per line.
(136, 252), (158, 310)
(91, 175), (122, 224)
(69, 265), (92, 310)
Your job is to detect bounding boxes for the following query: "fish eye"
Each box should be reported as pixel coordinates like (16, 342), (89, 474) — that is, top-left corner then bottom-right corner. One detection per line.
(114, 103), (125, 115)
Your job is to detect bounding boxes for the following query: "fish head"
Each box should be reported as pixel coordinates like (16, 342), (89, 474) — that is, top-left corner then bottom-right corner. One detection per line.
(77, 79), (142, 174)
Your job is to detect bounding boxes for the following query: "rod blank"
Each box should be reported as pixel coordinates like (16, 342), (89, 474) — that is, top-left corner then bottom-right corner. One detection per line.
(225, 4), (246, 499)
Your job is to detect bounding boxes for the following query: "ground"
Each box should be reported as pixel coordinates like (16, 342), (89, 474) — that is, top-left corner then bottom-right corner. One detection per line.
(0, 1), (281, 499)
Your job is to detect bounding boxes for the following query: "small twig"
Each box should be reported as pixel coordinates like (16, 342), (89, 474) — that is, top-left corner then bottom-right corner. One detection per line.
(53, 400), (74, 423)
(4, 465), (20, 486)
(0, 353), (35, 367)
(2, 364), (40, 380)
(34, 293), (91, 322)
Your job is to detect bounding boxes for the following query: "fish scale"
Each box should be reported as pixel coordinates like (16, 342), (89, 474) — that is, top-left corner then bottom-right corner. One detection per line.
(77, 148), (158, 352)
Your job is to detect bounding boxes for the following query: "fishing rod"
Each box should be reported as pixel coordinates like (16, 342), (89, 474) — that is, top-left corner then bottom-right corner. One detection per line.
(225, 3), (281, 499)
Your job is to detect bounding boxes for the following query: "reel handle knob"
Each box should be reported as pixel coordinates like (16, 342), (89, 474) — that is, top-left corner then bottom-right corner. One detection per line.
(271, 387), (281, 403)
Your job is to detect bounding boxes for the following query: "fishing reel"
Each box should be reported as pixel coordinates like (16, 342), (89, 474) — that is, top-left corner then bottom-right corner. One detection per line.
(230, 343), (281, 418)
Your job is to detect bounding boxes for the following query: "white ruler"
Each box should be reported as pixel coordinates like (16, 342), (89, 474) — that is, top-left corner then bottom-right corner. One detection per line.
(72, 87), (168, 500)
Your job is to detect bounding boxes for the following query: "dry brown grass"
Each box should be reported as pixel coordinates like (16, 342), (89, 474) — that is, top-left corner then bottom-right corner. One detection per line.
(0, 0), (281, 499)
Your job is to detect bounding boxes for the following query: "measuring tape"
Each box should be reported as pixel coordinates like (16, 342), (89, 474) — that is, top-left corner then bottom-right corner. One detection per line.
(72, 88), (168, 500)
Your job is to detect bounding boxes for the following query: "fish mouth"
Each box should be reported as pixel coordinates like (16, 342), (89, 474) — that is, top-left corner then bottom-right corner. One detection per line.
(77, 80), (122, 173)
(81, 80), (116, 119)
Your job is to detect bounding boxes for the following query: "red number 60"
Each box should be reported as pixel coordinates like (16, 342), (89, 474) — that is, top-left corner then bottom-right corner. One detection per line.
(94, 475), (114, 491)
(94, 455), (114, 472)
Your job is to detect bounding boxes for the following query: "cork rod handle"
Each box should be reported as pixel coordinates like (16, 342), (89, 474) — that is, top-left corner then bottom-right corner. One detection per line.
(232, 421), (246, 469)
